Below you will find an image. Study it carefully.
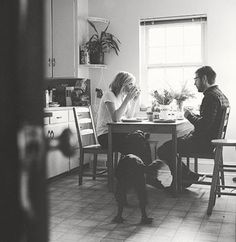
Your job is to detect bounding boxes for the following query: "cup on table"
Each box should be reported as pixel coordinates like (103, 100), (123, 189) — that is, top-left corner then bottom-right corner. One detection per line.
(146, 111), (153, 121)
(153, 111), (159, 120)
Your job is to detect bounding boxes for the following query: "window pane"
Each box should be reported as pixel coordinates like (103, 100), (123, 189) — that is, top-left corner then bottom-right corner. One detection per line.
(165, 68), (183, 90)
(183, 46), (201, 62)
(148, 68), (165, 90)
(147, 68), (165, 103)
(184, 24), (201, 45)
(148, 27), (165, 47)
(166, 46), (183, 63)
(166, 26), (183, 46)
(148, 47), (165, 64)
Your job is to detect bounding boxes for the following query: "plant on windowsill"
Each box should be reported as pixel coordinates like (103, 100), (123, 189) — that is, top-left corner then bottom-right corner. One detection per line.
(85, 20), (121, 64)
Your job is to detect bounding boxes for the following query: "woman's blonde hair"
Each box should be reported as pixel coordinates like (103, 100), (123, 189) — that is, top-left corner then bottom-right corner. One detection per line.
(109, 71), (135, 96)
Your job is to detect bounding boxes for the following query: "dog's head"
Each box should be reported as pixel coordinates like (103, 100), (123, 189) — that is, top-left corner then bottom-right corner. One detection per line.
(121, 130), (151, 165)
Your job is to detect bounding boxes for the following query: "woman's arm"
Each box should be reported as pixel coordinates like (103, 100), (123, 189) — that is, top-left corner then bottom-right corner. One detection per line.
(106, 87), (138, 122)
(125, 92), (140, 118)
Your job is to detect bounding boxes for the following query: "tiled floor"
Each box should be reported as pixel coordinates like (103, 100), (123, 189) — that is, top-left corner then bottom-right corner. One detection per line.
(48, 168), (236, 242)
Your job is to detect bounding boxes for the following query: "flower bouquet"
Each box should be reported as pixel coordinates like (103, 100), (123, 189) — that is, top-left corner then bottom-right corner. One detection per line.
(151, 89), (174, 119)
(151, 89), (174, 105)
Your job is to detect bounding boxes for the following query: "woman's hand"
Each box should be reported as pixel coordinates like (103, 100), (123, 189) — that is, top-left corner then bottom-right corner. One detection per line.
(133, 88), (140, 102)
(125, 86), (139, 102)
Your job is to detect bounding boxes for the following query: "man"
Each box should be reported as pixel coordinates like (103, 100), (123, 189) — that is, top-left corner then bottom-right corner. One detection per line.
(157, 66), (230, 189)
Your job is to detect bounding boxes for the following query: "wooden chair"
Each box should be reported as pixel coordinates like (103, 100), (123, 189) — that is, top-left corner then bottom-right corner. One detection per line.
(178, 106), (230, 188)
(207, 139), (236, 215)
(73, 106), (118, 185)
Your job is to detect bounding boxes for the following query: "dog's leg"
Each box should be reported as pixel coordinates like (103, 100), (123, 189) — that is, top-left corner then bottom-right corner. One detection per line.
(135, 182), (153, 224)
(112, 182), (126, 223)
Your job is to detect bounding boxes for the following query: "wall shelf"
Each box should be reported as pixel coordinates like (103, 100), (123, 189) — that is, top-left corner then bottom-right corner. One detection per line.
(87, 17), (109, 24)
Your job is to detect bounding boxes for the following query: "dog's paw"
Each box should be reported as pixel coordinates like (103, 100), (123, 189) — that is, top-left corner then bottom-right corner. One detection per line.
(140, 217), (153, 224)
(112, 216), (124, 223)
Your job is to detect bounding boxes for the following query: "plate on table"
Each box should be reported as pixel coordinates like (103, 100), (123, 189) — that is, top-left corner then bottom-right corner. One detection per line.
(121, 118), (142, 122)
(49, 103), (60, 107)
(153, 119), (176, 123)
(136, 117), (148, 121)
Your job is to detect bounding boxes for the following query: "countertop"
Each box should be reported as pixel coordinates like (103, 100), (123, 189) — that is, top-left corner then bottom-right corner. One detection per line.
(44, 106), (74, 111)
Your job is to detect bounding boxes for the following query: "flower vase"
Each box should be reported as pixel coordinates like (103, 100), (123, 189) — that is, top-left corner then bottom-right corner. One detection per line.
(176, 101), (184, 119)
(159, 104), (170, 119)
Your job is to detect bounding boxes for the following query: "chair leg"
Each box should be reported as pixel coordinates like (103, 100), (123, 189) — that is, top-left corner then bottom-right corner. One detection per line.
(79, 150), (84, 185)
(216, 174), (221, 198)
(154, 144), (158, 159)
(219, 152), (225, 190)
(194, 157), (198, 172)
(207, 146), (221, 215)
(177, 155), (183, 193)
(93, 154), (98, 180)
(186, 157), (190, 168)
(114, 152), (119, 170)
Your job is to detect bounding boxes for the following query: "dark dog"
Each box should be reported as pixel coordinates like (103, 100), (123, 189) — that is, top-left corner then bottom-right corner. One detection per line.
(112, 130), (158, 224)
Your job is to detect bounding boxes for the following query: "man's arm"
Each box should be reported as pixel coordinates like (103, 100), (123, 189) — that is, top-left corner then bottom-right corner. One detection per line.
(185, 95), (219, 132)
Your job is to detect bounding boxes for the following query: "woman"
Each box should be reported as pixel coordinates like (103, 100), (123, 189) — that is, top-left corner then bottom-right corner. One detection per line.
(96, 71), (140, 151)
(97, 71), (164, 189)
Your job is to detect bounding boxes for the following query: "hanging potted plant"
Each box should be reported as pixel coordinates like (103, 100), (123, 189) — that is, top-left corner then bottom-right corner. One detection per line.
(85, 20), (121, 64)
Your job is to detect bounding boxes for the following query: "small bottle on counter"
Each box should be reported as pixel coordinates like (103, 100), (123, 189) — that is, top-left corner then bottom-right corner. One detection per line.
(45, 90), (49, 107)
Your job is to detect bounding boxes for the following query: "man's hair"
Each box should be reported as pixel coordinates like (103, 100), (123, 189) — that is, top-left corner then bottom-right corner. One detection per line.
(195, 66), (216, 85)
(109, 71), (135, 96)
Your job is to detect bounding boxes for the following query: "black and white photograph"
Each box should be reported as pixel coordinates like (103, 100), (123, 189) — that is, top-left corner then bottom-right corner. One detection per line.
(1, 0), (236, 241)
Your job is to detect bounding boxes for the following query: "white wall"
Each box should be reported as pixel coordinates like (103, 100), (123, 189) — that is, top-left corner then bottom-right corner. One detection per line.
(77, 0), (89, 78)
(87, 0), (236, 162)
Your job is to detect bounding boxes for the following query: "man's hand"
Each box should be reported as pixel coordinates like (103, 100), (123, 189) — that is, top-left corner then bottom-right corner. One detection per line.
(184, 107), (192, 118)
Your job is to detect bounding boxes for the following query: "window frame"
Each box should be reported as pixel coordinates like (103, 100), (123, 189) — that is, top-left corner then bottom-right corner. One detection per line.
(139, 16), (207, 108)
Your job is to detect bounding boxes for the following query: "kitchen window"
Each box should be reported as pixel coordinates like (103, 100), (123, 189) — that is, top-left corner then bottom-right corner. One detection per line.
(139, 15), (207, 109)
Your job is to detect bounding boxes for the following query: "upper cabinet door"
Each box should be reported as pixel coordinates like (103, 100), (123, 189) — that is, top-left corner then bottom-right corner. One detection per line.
(44, 0), (53, 78)
(52, 0), (76, 78)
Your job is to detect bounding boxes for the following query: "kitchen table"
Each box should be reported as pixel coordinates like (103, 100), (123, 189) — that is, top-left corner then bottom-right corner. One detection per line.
(107, 119), (193, 194)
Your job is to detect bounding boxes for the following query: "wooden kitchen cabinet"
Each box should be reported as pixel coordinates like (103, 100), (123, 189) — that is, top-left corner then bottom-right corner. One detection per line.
(45, 122), (70, 178)
(44, 0), (77, 78)
(44, 107), (90, 179)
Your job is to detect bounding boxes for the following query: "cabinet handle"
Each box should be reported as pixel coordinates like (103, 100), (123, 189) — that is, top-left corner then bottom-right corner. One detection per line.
(52, 58), (56, 67)
(56, 116), (62, 119)
(47, 130), (51, 137)
(48, 58), (51, 67)
(50, 130), (53, 138)
(51, 131), (54, 139)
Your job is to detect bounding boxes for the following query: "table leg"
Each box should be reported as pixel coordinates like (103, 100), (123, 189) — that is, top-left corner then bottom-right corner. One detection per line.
(108, 126), (113, 192)
(171, 130), (178, 195)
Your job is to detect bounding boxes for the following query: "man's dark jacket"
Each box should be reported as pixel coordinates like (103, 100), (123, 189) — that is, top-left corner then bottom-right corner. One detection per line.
(187, 85), (230, 144)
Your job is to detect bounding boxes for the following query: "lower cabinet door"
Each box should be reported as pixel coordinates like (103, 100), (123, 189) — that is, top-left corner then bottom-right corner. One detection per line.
(45, 123), (69, 178)
(46, 150), (69, 178)
(69, 148), (80, 170)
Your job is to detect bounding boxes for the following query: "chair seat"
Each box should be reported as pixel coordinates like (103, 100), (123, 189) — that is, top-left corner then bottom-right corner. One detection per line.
(212, 139), (236, 146)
